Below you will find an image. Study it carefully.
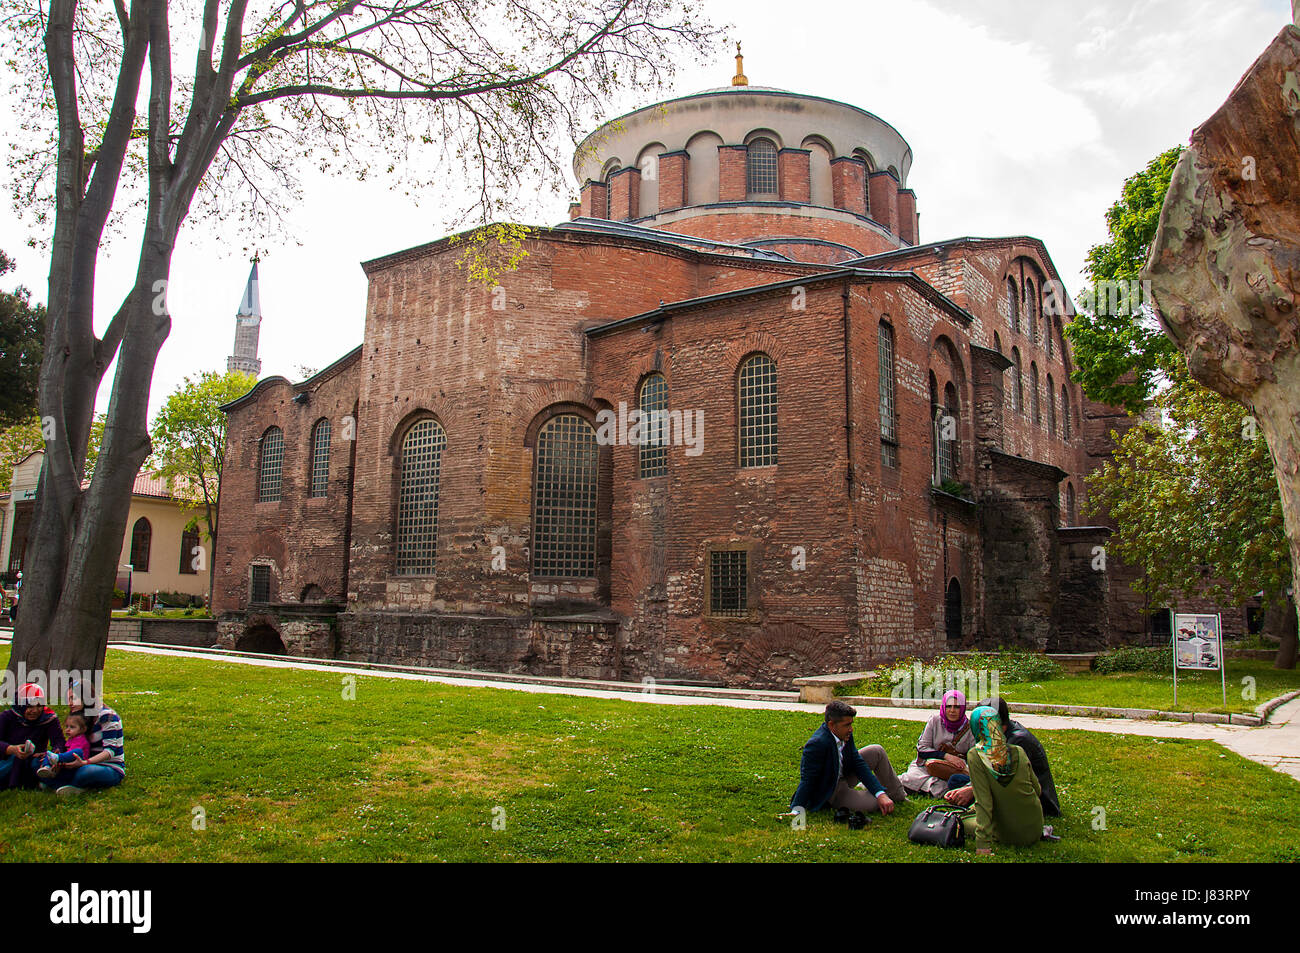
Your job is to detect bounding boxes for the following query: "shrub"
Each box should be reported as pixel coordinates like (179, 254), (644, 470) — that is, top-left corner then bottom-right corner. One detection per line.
(836, 649), (1064, 698)
(1094, 645), (1170, 674)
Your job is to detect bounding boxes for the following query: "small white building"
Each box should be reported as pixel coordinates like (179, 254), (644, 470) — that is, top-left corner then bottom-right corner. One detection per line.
(0, 451), (209, 605)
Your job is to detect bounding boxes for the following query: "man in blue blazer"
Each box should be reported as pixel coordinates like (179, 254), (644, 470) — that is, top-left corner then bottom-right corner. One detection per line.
(790, 700), (906, 816)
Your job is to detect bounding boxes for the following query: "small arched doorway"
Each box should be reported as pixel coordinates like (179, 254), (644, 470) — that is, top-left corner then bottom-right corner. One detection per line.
(945, 579), (962, 642)
(237, 624), (286, 655)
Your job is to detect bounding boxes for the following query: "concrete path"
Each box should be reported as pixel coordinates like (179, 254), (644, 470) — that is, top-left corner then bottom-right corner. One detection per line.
(99, 642), (1300, 783)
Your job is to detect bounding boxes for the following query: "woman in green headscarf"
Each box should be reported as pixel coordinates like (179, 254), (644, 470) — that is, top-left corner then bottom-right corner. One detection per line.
(962, 705), (1045, 854)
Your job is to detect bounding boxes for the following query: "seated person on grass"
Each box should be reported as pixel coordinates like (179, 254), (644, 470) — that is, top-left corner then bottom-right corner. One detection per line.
(35, 712), (91, 784)
(0, 683), (65, 790)
(898, 689), (974, 797)
(945, 696), (1061, 817)
(789, 700), (905, 820)
(40, 680), (126, 795)
(960, 705), (1045, 855)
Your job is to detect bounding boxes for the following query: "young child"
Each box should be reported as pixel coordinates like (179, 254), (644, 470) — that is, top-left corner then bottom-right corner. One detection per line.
(36, 713), (90, 781)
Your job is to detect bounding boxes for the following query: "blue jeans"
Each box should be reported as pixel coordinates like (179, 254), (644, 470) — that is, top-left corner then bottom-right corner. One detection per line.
(0, 754), (12, 781)
(41, 764), (123, 790)
(948, 773), (970, 789)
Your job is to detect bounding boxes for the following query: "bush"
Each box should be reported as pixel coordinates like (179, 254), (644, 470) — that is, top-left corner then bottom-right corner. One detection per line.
(838, 649), (1064, 697)
(1094, 645), (1170, 674)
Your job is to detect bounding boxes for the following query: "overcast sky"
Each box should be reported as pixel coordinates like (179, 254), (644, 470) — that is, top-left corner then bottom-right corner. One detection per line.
(0, 0), (1292, 423)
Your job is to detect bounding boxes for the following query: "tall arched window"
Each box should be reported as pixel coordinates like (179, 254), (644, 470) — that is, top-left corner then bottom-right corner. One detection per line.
(1046, 318), (1055, 361)
(993, 331), (1003, 354)
(1030, 362), (1041, 425)
(310, 417), (332, 498)
(1046, 374), (1056, 436)
(937, 382), (959, 482)
(532, 414), (598, 577)
(257, 426), (283, 502)
(1011, 349), (1023, 414)
(1062, 385), (1072, 440)
(396, 419), (447, 575)
(1025, 279), (1038, 344)
(746, 139), (778, 197)
(1006, 279), (1020, 334)
(179, 526), (200, 574)
(638, 374), (668, 478)
(738, 353), (778, 468)
(1067, 484), (1078, 525)
(129, 517), (151, 572)
(878, 323), (898, 468)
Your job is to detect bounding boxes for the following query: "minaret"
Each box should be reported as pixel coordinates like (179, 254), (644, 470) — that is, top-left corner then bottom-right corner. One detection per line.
(227, 258), (263, 376)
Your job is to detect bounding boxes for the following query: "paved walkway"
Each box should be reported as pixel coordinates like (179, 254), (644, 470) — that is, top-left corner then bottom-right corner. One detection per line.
(105, 642), (1300, 783)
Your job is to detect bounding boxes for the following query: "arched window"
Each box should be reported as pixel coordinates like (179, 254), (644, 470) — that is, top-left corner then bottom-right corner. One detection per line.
(945, 578), (962, 641)
(1025, 279), (1038, 344)
(532, 414), (598, 577)
(878, 323), (898, 468)
(1010, 349), (1023, 414)
(638, 373), (668, 478)
(179, 526), (200, 574)
(1046, 318), (1055, 361)
(310, 417), (331, 498)
(738, 353), (778, 467)
(129, 517), (151, 572)
(1067, 484), (1078, 525)
(993, 331), (1003, 354)
(1062, 385), (1072, 440)
(1047, 373), (1056, 436)
(257, 427), (283, 503)
(396, 418), (447, 575)
(746, 138), (778, 197)
(1030, 362), (1041, 425)
(936, 382), (959, 482)
(854, 149), (875, 216)
(1006, 279), (1020, 334)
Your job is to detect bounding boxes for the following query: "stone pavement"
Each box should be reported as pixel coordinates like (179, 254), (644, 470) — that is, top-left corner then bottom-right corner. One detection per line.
(99, 642), (1300, 783)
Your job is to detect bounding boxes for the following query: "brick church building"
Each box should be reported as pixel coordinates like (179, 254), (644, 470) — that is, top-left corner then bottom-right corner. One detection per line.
(212, 64), (1192, 687)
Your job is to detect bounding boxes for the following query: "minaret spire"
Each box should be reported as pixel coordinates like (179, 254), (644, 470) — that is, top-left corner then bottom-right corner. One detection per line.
(227, 254), (263, 376)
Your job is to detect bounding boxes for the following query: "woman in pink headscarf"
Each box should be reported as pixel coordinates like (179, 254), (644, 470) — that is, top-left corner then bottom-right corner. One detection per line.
(898, 688), (975, 797)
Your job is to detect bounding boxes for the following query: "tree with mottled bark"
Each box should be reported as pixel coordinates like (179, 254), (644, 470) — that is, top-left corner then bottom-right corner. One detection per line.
(1144, 8), (1300, 668)
(0, 0), (721, 678)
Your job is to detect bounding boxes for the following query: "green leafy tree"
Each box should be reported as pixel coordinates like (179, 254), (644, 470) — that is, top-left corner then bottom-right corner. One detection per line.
(1065, 147), (1184, 414)
(0, 250), (46, 428)
(150, 370), (256, 599)
(1087, 374), (1296, 668)
(0, 413), (104, 494)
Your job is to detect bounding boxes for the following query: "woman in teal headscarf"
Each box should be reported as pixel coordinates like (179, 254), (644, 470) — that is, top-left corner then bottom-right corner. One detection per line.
(962, 705), (1045, 854)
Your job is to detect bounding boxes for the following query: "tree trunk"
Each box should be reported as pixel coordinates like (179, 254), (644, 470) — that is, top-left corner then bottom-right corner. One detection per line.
(1144, 22), (1300, 660)
(1273, 595), (1299, 669)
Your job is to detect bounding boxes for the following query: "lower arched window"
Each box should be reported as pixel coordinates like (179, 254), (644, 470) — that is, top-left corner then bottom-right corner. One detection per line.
(532, 414), (598, 577)
(638, 374), (668, 478)
(396, 419), (447, 575)
(179, 526), (200, 574)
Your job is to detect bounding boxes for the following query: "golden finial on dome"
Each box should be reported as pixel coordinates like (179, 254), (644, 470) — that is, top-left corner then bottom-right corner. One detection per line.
(732, 41), (748, 86)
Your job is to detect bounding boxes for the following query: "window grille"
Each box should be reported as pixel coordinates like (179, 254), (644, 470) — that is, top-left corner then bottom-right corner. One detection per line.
(746, 139), (778, 196)
(310, 418), (331, 497)
(532, 414), (598, 577)
(710, 550), (748, 616)
(639, 374), (668, 478)
(258, 428), (283, 502)
(739, 354), (778, 468)
(878, 324), (898, 468)
(396, 419), (447, 575)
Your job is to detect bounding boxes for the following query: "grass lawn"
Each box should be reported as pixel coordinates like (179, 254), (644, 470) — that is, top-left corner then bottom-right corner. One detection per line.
(839, 660), (1300, 715)
(1, 647), (1297, 862)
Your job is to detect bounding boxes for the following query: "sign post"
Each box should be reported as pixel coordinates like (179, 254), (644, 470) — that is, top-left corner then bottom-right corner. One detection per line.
(1173, 612), (1226, 709)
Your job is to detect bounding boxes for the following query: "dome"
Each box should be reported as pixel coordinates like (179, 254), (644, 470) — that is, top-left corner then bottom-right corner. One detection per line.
(570, 86), (919, 261)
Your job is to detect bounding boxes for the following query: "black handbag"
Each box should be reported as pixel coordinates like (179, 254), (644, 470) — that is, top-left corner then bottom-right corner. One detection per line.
(907, 804), (972, 848)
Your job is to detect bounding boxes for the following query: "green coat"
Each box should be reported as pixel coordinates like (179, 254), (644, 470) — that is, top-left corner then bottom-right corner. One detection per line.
(962, 743), (1044, 851)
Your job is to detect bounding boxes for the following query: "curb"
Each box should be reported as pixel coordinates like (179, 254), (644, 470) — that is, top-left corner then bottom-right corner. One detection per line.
(104, 640), (803, 705)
